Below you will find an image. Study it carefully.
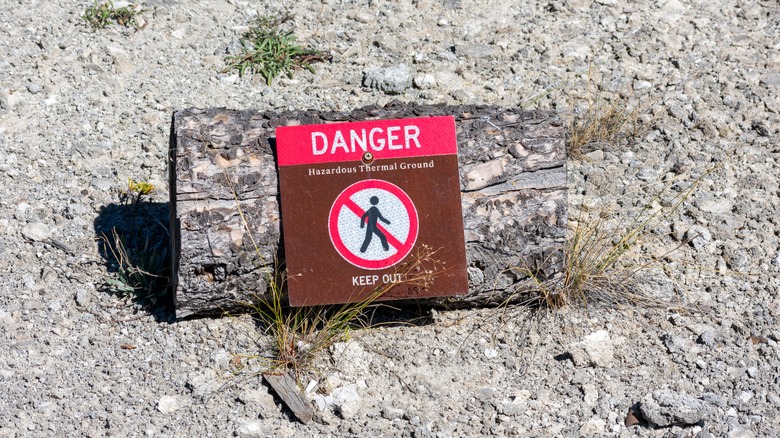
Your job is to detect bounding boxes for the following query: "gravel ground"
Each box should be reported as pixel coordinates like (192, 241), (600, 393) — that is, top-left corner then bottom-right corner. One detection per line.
(1, 0), (779, 436)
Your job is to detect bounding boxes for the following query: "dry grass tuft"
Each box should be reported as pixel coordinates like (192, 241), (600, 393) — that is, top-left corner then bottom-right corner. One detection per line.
(515, 169), (713, 312)
(242, 245), (438, 378)
(567, 70), (647, 158)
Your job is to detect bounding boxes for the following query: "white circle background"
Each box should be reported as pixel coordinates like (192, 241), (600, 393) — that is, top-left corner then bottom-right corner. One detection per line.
(336, 187), (411, 261)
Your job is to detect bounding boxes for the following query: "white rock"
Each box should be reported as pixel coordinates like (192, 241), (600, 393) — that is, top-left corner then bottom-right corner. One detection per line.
(0, 89), (13, 111)
(765, 97), (780, 114)
(90, 178), (112, 191)
(172, 28), (187, 39)
(221, 73), (239, 83)
(236, 419), (265, 438)
(23, 274), (36, 290)
(413, 74), (436, 90)
(579, 417), (606, 435)
(21, 222), (51, 242)
(382, 405), (405, 420)
(499, 401), (524, 416)
(187, 369), (219, 397)
(584, 150), (604, 162)
(583, 383), (599, 406)
(634, 80), (653, 90)
(568, 0), (592, 9)
(727, 427), (757, 438)
(312, 393), (332, 412)
(330, 342), (370, 374)
(362, 64), (411, 95)
(568, 330), (614, 367)
(654, 0), (687, 23)
(331, 385), (362, 419)
(107, 46), (128, 58)
(27, 83), (43, 94)
(238, 388), (277, 416)
(640, 390), (715, 426)
(350, 12), (373, 23)
(454, 44), (499, 59)
(561, 41), (592, 59)
(684, 225), (712, 250)
(700, 198), (732, 215)
(157, 396), (181, 414)
(76, 289), (92, 307)
(209, 349), (231, 368)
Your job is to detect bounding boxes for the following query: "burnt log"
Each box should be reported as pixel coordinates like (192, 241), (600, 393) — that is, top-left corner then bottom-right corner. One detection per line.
(169, 102), (566, 318)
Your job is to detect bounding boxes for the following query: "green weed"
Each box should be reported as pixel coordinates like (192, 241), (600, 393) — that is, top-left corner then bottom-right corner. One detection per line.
(521, 80), (569, 110)
(82, 1), (145, 30)
(223, 15), (329, 86)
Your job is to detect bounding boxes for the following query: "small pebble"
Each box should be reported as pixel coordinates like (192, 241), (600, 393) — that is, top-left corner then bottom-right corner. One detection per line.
(21, 222), (51, 242)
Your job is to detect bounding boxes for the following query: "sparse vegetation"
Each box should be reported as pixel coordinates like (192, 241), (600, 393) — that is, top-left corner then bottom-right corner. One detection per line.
(82, 1), (145, 30)
(223, 15), (329, 85)
(248, 246), (439, 377)
(241, 272), (382, 376)
(516, 170), (712, 311)
(100, 179), (170, 309)
(102, 228), (169, 308)
(567, 70), (646, 158)
(507, 71), (676, 311)
(120, 178), (155, 204)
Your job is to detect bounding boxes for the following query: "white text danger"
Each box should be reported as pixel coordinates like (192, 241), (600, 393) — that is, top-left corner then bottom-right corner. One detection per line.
(312, 125), (421, 156)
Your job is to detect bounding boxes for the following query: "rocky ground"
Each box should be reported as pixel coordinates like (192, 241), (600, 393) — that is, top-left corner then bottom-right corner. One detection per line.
(1, 0), (779, 436)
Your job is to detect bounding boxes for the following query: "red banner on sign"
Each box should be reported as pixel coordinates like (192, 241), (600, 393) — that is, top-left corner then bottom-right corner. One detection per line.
(277, 116), (457, 166)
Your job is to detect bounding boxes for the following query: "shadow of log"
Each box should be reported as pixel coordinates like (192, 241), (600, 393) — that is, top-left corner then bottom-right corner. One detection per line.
(93, 200), (174, 322)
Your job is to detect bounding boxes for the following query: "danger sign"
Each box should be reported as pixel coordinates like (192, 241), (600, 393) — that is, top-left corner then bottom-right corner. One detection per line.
(277, 115), (468, 307)
(329, 179), (419, 270)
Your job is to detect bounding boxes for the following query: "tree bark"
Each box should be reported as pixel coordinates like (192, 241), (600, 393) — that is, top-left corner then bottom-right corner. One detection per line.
(170, 102), (566, 318)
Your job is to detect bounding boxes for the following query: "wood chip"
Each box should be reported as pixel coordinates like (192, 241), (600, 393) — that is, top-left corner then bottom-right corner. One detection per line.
(625, 407), (640, 426)
(749, 336), (768, 345)
(263, 372), (314, 424)
(120, 344), (137, 350)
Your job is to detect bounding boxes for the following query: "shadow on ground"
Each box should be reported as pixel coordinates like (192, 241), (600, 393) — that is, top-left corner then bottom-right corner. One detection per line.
(93, 200), (175, 322)
(92, 199), (441, 327)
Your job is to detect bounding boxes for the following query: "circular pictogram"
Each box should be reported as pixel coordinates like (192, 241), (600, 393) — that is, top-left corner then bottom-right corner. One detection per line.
(328, 179), (419, 270)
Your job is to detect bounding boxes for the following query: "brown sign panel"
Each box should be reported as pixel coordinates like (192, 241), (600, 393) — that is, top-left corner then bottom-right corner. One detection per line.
(276, 116), (467, 306)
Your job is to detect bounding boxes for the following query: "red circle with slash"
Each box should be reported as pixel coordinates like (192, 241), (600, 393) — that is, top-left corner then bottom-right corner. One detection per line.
(328, 179), (419, 270)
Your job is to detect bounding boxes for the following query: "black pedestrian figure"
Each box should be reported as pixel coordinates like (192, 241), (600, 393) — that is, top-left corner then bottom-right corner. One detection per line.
(360, 196), (390, 253)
